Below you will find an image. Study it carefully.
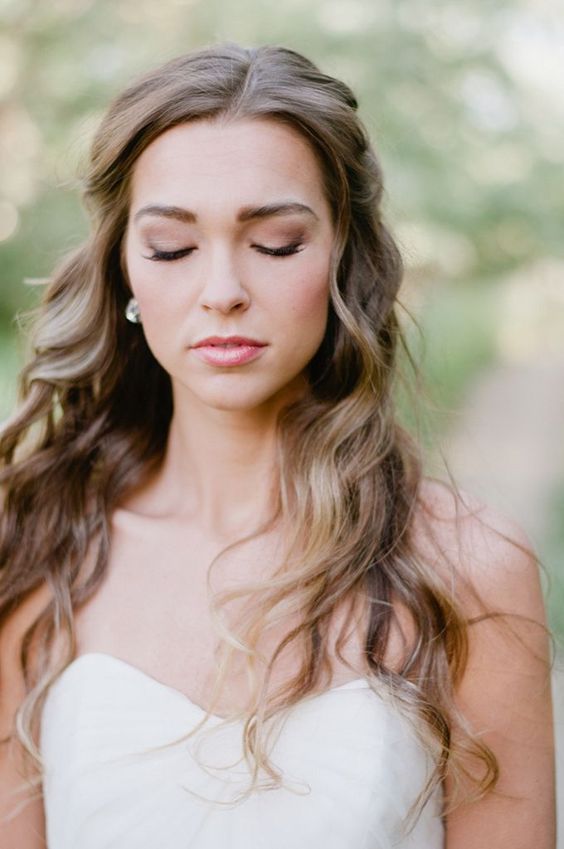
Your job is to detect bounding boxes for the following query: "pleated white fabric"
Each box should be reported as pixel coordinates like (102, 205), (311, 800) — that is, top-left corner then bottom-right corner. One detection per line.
(40, 653), (445, 848)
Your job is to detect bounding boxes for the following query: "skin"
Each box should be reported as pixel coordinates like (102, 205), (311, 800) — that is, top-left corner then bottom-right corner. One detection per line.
(0, 116), (555, 848)
(122, 117), (335, 538)
(414, 485), (555, 848)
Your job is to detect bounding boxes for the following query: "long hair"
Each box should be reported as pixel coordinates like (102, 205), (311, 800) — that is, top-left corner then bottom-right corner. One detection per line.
(0, 42), (538, 833)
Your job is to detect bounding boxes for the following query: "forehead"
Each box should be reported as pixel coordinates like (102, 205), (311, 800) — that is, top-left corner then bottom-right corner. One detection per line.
(128, 118), (328, 215)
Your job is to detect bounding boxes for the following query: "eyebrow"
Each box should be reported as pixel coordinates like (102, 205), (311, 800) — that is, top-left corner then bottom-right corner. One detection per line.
(133, 201), (319, 225)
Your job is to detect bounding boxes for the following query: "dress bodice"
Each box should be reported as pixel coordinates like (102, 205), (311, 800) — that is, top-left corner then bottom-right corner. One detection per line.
(39, 652), (445, 848)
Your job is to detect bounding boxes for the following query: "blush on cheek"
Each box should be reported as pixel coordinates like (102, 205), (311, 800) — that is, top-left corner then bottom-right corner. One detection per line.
(290, 270), (330, 321)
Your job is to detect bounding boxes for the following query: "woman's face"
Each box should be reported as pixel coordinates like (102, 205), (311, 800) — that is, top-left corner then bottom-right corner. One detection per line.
(123, 117), (335, 414)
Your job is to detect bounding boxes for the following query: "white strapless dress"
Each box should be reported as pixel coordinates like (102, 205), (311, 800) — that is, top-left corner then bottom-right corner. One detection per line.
(39, 653), (445, 848)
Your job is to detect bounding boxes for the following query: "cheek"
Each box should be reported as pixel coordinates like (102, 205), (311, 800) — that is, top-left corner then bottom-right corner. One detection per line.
(285, 263), (331, 334)
(126, 253), (186, 326)
(124, 257), (185, 367)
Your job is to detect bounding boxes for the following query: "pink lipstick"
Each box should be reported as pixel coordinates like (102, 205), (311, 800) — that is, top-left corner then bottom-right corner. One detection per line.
(191, 335), (267, 367)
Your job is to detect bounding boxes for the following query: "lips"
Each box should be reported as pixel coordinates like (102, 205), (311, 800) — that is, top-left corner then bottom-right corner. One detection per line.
(193, 335), (267, 348)
(191, 338), (267, 367)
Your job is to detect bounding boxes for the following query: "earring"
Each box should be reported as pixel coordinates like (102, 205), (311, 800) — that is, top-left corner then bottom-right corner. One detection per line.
(125, 297), (142, 324)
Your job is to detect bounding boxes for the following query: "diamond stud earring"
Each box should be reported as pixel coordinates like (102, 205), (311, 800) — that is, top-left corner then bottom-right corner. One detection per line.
(125, 297), (142, 324)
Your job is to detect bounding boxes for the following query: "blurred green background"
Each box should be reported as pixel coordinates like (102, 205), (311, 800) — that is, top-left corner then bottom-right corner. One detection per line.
(1, 0), (563, 640)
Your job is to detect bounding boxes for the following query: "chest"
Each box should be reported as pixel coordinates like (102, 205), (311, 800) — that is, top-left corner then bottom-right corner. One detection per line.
(71, 511), (409, 713)
(71, 510), (414, 714)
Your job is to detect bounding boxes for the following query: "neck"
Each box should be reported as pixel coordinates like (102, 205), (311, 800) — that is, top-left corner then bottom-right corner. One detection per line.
(124, 382), (306, 539)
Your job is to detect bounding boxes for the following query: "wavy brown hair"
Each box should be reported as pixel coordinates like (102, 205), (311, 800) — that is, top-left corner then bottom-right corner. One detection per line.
(0, 42), (546, 835)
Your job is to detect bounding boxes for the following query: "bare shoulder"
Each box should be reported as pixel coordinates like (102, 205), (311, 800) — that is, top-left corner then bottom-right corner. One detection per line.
(414, 478), (555, 847)
(0, 577), (50, 845)
(0, 580), (54, 744)
(0, 484), (55, 681)
(412, 476), (545, 624)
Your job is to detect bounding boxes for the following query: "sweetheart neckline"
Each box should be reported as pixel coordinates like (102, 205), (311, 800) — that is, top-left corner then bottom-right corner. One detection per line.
(53, 652), (372, 721)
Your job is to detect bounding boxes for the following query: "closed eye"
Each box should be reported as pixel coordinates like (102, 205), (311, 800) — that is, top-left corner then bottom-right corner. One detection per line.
(145, 242), (304, 262)
(145, 247), (196, 261)
(253, 241), (304, 257)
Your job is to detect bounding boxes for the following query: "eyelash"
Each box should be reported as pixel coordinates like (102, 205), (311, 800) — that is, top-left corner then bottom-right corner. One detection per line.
(146, 241), (304, 262)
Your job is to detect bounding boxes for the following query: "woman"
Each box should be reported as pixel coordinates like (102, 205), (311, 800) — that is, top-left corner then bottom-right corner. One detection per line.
(0, 42), (555, 848)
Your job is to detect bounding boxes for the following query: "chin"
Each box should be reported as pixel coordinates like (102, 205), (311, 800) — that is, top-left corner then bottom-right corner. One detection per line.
(177, 378), (289, 413)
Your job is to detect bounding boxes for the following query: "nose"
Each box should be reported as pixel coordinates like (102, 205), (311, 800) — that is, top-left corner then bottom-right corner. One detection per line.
(197, 244), (250, 315)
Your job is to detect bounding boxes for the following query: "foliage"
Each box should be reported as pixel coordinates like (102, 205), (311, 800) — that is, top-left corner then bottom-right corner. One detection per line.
(0, 0), (562, 338)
